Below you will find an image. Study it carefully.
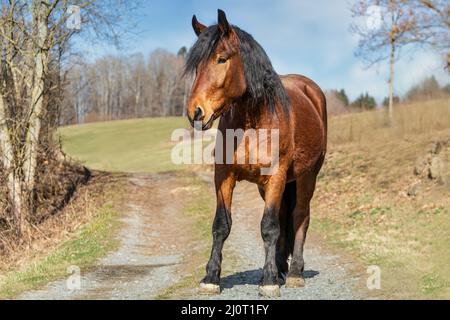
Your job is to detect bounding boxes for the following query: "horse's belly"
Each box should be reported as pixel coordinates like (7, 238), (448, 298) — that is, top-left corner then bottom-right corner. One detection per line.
(234, 164), (271, 184)
(290, 119), (326, 178)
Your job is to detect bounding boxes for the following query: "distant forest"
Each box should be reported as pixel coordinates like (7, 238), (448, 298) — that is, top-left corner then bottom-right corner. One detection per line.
(62, 47), (191, 124)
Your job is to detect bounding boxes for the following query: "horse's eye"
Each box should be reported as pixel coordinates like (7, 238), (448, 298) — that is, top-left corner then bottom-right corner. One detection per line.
(217, 57), (227, 64)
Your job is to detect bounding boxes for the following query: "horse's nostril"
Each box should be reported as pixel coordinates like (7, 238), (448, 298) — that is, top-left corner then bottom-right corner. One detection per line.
(194, 107), (204, 121)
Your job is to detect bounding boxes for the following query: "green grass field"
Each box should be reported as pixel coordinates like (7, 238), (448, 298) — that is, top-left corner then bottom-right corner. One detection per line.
(59, 117), (190, 173)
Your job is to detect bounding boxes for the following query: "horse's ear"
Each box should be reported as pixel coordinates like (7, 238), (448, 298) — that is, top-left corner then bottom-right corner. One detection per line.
(218, 9), (231, 35)
(192, 15), (206, 36)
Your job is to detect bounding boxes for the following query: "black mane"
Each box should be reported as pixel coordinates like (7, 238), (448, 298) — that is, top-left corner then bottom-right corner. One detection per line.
(184, 25), (289, 114)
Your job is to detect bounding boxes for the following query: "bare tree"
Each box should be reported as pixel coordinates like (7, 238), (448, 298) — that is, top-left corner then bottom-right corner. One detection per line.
(0, 0), (140, 235)
(128, 53), (146, 118)
(410, 0), (450, 70)
(351, 0), (418, 121)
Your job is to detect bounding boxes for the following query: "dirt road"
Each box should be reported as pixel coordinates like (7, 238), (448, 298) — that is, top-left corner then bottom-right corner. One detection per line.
(19, 172), (367, 300)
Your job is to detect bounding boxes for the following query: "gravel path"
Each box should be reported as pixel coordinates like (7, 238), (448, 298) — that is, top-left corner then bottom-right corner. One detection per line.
(200, 181), (362, 300)
(19, 173), (189, 300)
(18, 172), (365, 300)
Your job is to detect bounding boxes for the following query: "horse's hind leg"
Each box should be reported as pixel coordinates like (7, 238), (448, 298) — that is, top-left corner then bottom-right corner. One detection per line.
(276, 199), (289, 281)
(285, 171), (317, 288)
(277, 182), (297, 282)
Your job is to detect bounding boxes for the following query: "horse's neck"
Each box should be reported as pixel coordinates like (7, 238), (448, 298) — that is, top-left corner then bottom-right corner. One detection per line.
(227, 99), (266, 130)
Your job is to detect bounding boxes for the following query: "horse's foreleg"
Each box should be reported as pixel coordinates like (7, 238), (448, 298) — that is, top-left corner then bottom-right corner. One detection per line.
(200, 172), (235, 294)
(259, 174), (286, 298)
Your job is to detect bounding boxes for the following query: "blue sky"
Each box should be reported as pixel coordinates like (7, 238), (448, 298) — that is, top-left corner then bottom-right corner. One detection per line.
(82, 0), (448, 102)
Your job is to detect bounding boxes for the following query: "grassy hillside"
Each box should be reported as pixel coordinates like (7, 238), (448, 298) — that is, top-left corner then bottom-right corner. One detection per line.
(313, 99), (450, 299)
(59, 117), (189, 173)
(59, 99), (450, 299)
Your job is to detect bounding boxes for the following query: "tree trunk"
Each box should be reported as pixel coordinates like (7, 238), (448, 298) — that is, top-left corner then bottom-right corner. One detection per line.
(135, 74), (141, 118)
(388, 36), (396, 124)
(1, 87), (25, 234)
(0, 4), (27, 234)
(23, 0), (49, 219)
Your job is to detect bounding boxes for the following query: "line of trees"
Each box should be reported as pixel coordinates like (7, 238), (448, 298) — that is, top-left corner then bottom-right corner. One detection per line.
(61, 47), (191, 124)
(326, 89), (377, 114)
(326, 76), (449, 115)
(63, 47), (449, 121)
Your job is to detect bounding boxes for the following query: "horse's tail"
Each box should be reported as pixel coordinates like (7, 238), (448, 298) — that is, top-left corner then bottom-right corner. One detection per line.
(282, 181), (297, 258)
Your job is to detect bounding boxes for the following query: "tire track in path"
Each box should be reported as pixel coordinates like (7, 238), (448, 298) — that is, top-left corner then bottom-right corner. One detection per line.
(19, 173), (193, 300)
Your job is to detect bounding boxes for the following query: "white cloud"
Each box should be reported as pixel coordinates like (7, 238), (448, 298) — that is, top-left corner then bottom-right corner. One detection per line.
(343, 49), (449, 102)
(347, 63), (387, 101)
(396, 50), (448, 93)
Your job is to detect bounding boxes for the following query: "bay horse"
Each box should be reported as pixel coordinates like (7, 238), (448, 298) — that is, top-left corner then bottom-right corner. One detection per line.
(185, 10), (327, 297)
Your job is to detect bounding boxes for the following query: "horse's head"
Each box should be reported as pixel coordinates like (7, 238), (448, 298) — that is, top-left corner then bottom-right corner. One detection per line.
(185, 10), (246, 130)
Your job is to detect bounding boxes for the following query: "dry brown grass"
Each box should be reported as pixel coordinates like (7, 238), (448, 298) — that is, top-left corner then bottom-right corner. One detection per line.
(330, 99), (450, 146)
(0, 148), (91, 239)
(312, 98), (450, 299)
(0, 172), (125, 274)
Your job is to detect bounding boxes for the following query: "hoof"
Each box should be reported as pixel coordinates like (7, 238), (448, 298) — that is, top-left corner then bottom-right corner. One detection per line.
(285, 276), (305, 288)
(278, 272), (287, 285)
(259, 285), (281, 298)
(199, 283), (221, 295)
